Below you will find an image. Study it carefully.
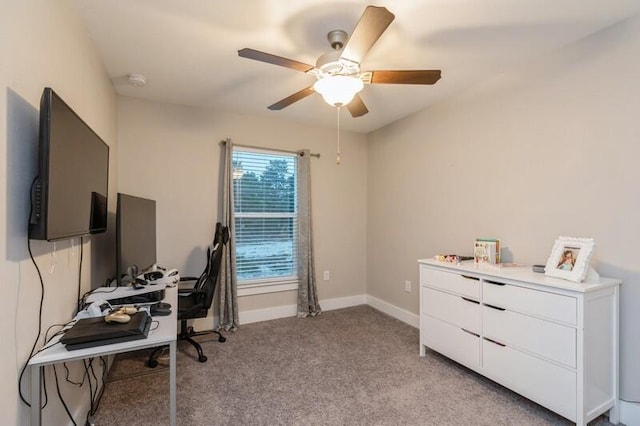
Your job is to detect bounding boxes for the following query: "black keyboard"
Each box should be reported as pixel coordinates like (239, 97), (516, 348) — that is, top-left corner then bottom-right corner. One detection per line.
(107, 289), (165, 305)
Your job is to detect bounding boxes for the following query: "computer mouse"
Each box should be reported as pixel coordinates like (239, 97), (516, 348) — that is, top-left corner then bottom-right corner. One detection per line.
(104, 312), (131, 323)
(155, 302), (172, 309)
(150, 305), (171, 316)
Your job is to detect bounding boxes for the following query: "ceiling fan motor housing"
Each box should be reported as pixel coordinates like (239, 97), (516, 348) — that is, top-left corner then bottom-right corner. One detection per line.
(316, 50), (343, 74)
(313, 30), (360, 77)
(327, 29), (347, 49)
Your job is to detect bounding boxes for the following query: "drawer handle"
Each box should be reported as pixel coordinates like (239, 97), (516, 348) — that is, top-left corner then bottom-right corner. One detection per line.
(484, 303), (505, 311)
(485, 280), (506, 286)
(461, 275), (480, 281)
(483, 337), (506, 347)
(461, 297), (480, 305)
(461, 328), (480, 338)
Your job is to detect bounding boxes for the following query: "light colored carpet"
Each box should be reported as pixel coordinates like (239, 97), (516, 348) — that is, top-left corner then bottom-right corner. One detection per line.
(92, 305), (613, 425)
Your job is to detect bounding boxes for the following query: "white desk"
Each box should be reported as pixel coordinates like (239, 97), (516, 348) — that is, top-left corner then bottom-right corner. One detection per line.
(28, 286), (178, 426)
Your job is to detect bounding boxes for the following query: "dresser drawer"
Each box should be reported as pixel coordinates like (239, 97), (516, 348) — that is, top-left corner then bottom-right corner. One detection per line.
(422, 287), (480, 333)
(420, 267), (480, 299)
(483, 305), (576, 368)
(483, 338), (576, 421)
(421, 315), (480, 370)
(483, 280), (577, 325)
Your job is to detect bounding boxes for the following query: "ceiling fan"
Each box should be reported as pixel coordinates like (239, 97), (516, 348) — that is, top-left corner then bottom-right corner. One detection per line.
(238, 5), (441, 118)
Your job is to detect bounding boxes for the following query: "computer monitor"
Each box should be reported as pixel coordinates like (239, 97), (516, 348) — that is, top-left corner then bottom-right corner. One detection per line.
(116, 193), (157, 285)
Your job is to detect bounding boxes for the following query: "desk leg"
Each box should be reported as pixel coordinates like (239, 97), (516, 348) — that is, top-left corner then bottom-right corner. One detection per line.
(30, 365), (41, 426)
(169, 341), (176, 426)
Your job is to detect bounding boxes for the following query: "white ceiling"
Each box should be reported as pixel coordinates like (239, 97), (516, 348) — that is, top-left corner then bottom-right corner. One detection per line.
(75, 0), (640, 133)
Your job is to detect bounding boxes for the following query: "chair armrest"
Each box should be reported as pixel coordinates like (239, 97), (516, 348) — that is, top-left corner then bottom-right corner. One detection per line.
(178, 287), (207, 297)
(178, 277), (198, 291)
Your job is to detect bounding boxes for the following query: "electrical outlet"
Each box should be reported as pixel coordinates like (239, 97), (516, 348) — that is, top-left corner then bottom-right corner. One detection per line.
(323, 270), (330, 281)
(404, 280), (412, 292)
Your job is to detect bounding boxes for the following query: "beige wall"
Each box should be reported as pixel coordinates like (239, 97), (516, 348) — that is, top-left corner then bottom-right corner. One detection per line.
(117, 97), (368, 317)
(367, 15), (640, 401)
(1, 1), (118, 424)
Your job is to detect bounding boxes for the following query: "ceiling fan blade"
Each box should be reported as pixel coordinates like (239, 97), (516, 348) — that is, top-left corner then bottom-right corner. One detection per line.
(268, 87), (315, 110)
(340, 6), (395, 65)
(238, 48), (315, 73)
(347, 94), (368, 117)
(369, 70), (442, 85)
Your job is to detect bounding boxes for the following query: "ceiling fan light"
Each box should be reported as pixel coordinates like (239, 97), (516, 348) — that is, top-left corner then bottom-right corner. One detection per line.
(313, 75), (364, 107)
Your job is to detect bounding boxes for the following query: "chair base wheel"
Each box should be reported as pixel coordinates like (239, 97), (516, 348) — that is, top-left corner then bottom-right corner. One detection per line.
(148, 359), (159, 368)
(218, 335), (226, 343)
(198, 355), (208, 363)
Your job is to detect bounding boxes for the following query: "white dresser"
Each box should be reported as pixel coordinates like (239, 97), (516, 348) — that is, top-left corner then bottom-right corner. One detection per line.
(418, 259), (620, 426)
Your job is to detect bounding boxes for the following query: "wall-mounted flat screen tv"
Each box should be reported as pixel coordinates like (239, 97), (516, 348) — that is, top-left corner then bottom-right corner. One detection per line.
(29, 87), (109, 241)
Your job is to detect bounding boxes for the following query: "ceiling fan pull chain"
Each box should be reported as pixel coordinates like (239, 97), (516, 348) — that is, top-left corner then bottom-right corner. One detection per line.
(336, 106), (341, 165)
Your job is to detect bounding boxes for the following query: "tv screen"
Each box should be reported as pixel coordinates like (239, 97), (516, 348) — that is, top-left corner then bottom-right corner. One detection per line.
(30, 88), (109, 241)
(116, 193), (157, 285)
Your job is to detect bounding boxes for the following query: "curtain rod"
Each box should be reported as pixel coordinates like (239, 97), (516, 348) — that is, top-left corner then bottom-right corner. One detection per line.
(220, 140), (320, 158)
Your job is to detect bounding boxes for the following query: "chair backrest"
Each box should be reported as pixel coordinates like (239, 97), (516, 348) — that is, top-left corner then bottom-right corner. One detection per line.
(194, 222), (229, 310)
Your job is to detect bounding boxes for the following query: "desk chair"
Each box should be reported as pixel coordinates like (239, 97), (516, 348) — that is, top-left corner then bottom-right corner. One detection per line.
(148, 223), (228, 367)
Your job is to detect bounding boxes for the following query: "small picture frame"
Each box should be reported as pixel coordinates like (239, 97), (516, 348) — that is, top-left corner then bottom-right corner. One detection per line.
(544, 236), (595, 282)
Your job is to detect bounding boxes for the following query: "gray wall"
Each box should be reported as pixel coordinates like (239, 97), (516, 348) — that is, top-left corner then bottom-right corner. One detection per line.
(367, 15), (640, 401)
(0, 1), (118, 424)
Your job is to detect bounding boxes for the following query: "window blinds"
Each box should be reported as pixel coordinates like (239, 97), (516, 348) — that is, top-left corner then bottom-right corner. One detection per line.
(232, 148), (298, 283)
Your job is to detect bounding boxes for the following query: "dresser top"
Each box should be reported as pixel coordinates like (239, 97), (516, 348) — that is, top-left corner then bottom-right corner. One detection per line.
(418, 258), (621, 293)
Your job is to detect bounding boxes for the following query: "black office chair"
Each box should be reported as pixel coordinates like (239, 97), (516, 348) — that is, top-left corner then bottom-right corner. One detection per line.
(147, 223), (229, 367)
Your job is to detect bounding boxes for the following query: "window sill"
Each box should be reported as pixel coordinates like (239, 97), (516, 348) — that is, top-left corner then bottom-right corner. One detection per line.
(237, 281), (298, 297)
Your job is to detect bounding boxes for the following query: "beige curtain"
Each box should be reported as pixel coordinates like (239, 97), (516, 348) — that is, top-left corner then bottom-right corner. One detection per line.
(218, 139), (239, 331)
(297, 150), (321, 317)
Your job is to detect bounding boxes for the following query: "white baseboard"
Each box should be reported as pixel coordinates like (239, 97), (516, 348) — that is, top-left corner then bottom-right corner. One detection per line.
(620, 400), (640, 425)
(365, 295), (420, 328)
(239, 294), (367, 325)
(321, 294), (367, 311)
(239, 304), (297, 325)
(238, 294), (418, 328)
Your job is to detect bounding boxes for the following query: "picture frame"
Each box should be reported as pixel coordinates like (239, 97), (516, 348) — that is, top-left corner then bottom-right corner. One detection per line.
(544, 236), (595, 282)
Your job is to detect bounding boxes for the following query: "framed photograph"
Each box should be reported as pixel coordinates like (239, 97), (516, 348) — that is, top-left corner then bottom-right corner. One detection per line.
(544, 237), (595, 282)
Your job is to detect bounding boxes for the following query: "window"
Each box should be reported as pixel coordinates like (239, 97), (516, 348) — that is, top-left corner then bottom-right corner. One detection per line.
(232, 147), (298, 289)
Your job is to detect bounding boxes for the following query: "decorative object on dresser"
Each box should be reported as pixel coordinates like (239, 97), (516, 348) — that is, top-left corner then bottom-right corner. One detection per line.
(544, 236), (596, 282)
(532, 264), (546, 273)
(419, 258), (620, 426)
(474, 238), (500, 264)
(434, 254), (474, 264)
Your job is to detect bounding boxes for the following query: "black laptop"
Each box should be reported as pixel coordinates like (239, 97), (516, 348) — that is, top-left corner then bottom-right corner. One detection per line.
(61, 311), (152, 351)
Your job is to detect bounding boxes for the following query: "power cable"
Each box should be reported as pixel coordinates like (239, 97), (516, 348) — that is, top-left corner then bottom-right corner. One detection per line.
(76, 236), (84, 313)
(53, 364), (77, 426)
